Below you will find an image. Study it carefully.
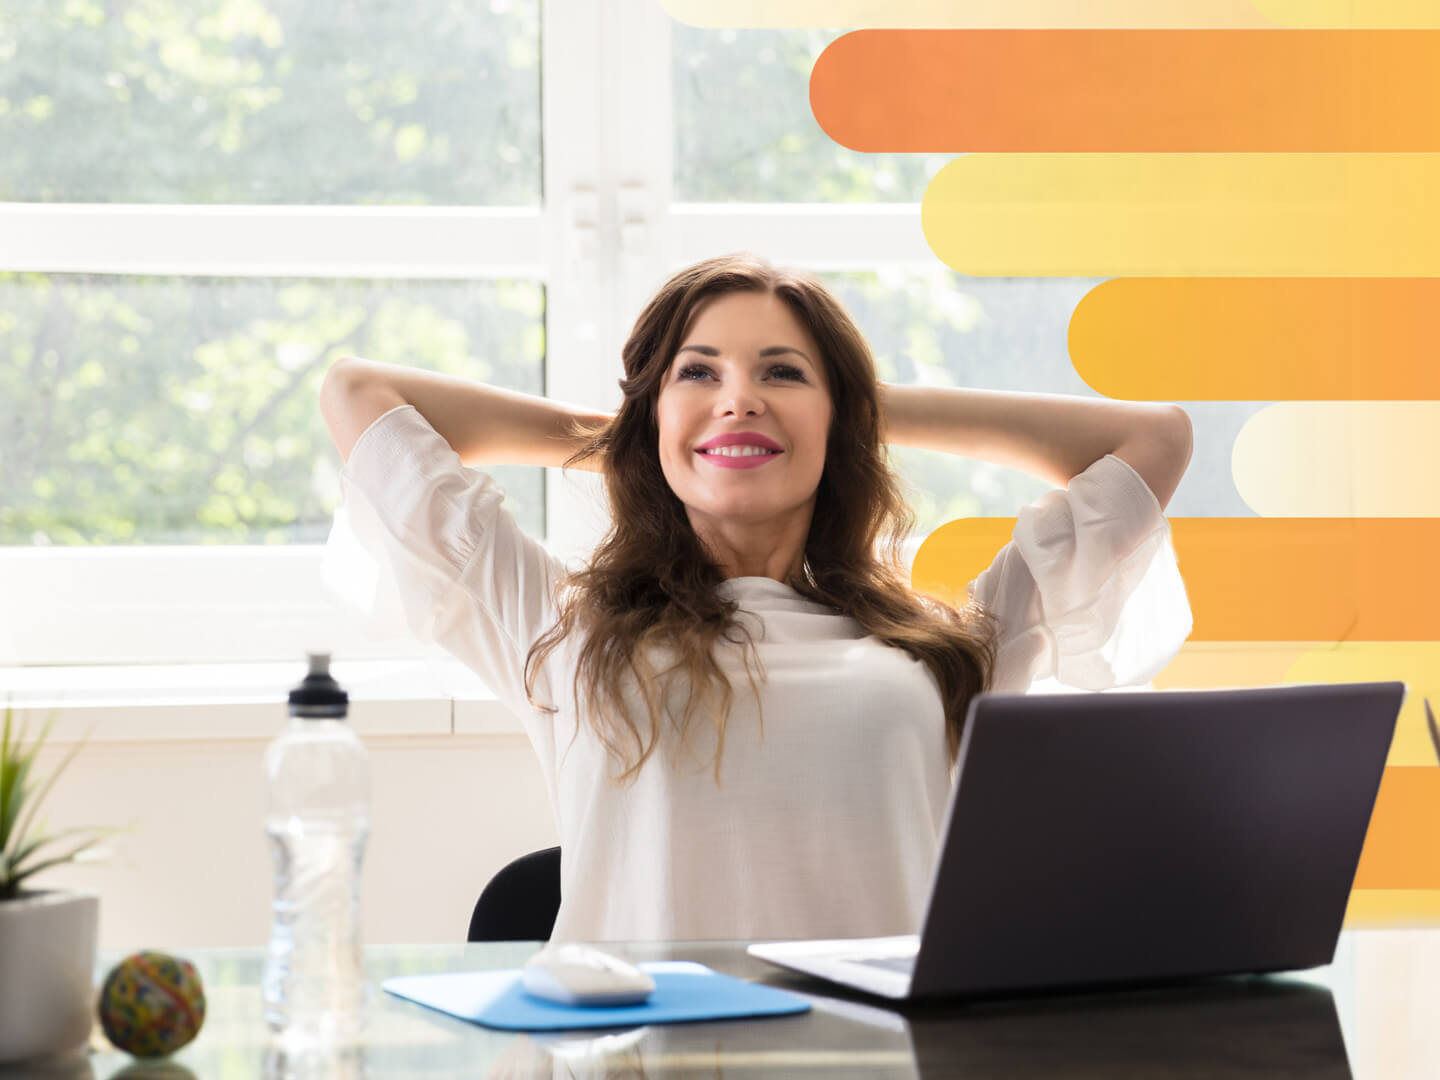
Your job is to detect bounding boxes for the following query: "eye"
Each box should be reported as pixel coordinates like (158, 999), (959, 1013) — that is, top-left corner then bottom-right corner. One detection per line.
(674, 363), (807, 382)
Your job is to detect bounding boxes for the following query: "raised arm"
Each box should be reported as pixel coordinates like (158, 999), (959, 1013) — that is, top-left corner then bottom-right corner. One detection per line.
(319, 355), (613, 471)
(878, 383), (1193, 511)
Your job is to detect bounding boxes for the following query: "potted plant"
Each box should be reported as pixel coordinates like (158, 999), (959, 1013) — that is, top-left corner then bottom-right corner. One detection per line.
(1429, 699), (1440, 764)
(0, 703), (110, 1064)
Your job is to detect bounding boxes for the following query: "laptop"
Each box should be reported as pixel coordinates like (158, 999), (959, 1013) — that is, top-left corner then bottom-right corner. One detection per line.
(748, 681), (1406, 1001)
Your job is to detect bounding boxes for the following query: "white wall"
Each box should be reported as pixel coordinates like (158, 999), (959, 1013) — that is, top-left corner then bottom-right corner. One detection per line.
(35, 734), (558, 950)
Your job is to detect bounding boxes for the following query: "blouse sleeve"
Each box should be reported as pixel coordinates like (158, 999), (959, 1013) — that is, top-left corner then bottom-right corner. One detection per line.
(967, 453), (1193, 694)
(319, 405), (568, 732)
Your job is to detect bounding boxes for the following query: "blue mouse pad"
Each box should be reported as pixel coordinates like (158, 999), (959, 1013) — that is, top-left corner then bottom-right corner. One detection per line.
(383, 961), (812, 1031)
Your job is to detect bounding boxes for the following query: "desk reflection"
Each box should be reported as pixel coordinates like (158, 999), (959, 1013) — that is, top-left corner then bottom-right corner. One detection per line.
(3, 943), (1368, 1080)
(906, 977), (1348, 1079)
(480, 976), (1348, 1079)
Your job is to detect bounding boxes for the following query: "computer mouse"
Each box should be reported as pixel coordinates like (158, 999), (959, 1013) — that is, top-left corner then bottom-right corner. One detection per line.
(521, 943), (657, 1007)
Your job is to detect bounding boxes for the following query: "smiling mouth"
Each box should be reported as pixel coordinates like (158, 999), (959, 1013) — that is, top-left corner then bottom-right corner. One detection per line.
(695, 447), (783, 468)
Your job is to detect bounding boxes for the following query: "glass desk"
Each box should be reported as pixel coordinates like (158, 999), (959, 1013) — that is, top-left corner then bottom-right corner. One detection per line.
(4, 929), (1439, 1078)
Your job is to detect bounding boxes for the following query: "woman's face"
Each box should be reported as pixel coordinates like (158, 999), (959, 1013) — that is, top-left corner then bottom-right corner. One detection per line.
(655, 290), (833, 531)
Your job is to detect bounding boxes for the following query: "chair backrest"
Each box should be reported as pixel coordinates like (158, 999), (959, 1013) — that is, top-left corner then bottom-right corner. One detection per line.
(467, 846), (561, 942)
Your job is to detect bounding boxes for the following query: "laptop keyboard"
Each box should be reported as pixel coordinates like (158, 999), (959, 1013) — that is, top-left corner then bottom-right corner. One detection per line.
(853, 955), (916, 975)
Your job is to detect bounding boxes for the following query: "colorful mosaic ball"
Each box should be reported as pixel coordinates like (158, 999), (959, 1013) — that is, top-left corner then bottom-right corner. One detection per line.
(98, 951), (207, 1059)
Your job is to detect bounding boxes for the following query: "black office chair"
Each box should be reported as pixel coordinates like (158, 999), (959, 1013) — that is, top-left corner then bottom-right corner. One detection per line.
(467, 846), (562, 942)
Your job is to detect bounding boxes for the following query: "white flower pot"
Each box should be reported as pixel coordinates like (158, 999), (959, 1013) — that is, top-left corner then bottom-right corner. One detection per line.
(0, 890), (99, 1065)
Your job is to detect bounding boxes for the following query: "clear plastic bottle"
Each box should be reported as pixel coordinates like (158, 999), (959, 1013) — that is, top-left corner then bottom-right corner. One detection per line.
(262, 653), (370, 1048)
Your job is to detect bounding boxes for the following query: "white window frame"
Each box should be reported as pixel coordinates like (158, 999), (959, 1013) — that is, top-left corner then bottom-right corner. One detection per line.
(0, 0), (936, 667)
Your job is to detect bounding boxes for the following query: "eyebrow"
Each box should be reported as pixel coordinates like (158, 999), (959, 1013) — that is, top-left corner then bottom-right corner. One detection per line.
(676, 344), (814, 364)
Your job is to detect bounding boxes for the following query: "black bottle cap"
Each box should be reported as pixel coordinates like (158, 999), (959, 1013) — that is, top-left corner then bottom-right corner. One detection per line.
(288, 653), (349, 719)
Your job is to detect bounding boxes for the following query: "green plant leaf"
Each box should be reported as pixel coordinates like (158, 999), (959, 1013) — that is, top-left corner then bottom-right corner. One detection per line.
(0, 705), (100, 897)
(0, 704), (17, 846)
(7, 713), (90, 869)
(0, 716), (35, 851)
(1, 755), (37, 846)
(1426, 698), (1439, 768)
(7, 824), (120, 876)
(4, 836), (107, 896)
(2, 707), (59, 842)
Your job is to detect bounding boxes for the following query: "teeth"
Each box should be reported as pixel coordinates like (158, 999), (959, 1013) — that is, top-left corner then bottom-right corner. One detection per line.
(702, 445), (776, 457)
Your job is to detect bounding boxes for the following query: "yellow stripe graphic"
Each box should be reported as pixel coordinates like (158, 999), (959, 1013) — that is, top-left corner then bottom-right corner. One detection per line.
(663, 0), (1440, 28)
(922, 154), (1440, 276)
(663, 0), (1279, 28)
(1152, 643), (1437, 767)
(1232, 404), (1440, 517)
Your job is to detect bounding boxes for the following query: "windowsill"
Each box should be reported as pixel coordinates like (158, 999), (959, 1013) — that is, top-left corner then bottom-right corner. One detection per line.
(0, 658), (525, 742)
(0, 658), (1160, 744)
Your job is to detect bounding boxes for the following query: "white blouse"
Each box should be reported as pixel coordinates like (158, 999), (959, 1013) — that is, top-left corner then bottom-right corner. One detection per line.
(323, 405), (1192, 942)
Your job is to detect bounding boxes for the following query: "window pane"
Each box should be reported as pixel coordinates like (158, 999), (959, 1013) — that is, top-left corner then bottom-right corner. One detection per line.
(0, 274), (544, 545)
(817, 270), (1263, 535)
(673, 27), (952, 202)
(0, 0), (540, 204)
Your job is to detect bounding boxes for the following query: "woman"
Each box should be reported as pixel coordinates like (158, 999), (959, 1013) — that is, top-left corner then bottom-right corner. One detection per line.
(320, 253), (1194, 943)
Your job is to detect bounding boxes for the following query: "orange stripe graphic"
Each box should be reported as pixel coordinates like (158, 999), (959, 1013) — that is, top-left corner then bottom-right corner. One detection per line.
(914, 519), (1437, 641)
(1355, 769), (1440, 889)
(1070, 279), (1440, 401)
(812, 30), (1440, 151)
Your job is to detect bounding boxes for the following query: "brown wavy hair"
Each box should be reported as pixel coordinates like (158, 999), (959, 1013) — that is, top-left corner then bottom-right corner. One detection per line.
(524, 253), (999, 787)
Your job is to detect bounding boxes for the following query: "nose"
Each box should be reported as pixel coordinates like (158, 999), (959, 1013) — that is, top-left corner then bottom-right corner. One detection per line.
(715, 383), (766, 418)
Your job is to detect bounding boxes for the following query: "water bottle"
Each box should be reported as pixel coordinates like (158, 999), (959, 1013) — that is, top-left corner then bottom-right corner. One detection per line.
(262, 653), (370, 1048)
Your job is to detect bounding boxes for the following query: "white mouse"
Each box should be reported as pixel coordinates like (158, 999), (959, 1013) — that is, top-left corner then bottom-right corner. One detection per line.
(521, 943), (657, 1007)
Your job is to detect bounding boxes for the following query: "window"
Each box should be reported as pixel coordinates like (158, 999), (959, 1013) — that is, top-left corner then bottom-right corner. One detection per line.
(1, 274), (545, 546)
(2, 2), (1244, 668)
(1, 0), (542, 205)
(674, 26), (950, 203)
